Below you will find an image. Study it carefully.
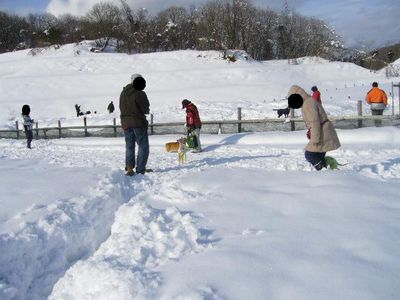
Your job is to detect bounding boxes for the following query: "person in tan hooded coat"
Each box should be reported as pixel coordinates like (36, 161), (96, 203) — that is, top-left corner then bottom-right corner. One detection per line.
(288, 85), (341, 170)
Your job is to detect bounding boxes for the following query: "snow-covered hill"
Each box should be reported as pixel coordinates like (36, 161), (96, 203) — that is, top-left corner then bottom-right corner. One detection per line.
(1, 42), (398, 130)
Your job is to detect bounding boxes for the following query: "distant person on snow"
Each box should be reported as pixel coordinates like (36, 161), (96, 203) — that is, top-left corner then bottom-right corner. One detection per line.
(21, 104), (34, 149)
(119, 74), (150, 176)
(75, 104), (83, 117)
(288, 85), (341, 171)
(365, 82), (387, 126)
(311, 86), (321, 103)
(182, 99), (202, 152)
(107, 101), (115, 114)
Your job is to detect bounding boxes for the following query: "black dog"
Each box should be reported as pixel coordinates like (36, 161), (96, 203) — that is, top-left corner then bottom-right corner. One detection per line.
(273, 107), (290, 118)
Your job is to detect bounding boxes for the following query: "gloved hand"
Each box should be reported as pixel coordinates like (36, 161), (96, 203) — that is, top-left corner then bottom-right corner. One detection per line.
(187, 127), (193, 133)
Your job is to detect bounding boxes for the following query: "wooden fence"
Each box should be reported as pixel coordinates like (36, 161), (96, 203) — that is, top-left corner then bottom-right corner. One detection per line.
(1, 101), (400, 140)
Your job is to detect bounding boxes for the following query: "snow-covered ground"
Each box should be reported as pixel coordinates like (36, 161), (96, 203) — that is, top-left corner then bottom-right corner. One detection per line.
(1, 128), (400, 300)
(1, 43), (400, 299)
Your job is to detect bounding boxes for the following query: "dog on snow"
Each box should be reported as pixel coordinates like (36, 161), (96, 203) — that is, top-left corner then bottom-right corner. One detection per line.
(273, 107), (290, 118)
(165, 137), (188, 164)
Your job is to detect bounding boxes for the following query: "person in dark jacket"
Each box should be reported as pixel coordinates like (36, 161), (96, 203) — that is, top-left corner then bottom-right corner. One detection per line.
(119, 74), (150, 175)
(107, 101), (115, 113)
(75, 104), (82, 117)
(182, 99), (202, 152)
(21, 104), (34, 149)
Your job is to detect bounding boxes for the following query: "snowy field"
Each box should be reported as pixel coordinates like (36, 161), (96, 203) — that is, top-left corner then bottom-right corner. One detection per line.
(1, 43), (400, 299)
(1, 129), (400, 300)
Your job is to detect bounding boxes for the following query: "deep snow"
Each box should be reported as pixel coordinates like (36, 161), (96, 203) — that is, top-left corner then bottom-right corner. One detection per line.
(0, 43), (400, 300)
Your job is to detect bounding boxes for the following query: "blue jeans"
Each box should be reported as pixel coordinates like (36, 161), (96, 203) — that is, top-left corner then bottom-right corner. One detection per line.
(192, 128), (202, 150)
(25, 130), (33, 148)
(124, 127), (149, 173)
(305, 151), (326, 171)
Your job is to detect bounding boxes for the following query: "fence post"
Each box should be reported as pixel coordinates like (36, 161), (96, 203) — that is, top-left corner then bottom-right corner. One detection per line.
(150, 114), (154, 135)
(58, 120), (62, 138)
(290, 109), (295, 131)
(113, 118), (117, 137)
(396, 82), (400, 115)
(84, 117), (88, 137)
(237, 107), (242, 133)
(35, 122), (39, 139)
(357, 100), (363, 128)
(391, 82), (394, 116)
(15, 120), (20, 139)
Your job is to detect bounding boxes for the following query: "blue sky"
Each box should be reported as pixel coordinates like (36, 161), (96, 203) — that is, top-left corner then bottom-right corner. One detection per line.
(0, 0), (48, 15)
(0, 0), (399, 49)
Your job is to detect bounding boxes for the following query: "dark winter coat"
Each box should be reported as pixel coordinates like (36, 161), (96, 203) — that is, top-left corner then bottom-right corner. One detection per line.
(107, 102), (115, 113)
(288, 85), (341, 153)
(185, 103), (201, 129)
(22, 114), (34, 131)
(119, 83), (150, 128)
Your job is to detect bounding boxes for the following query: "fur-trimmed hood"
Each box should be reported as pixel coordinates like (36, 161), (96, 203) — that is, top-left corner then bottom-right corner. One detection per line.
(288, 85), (310, 100)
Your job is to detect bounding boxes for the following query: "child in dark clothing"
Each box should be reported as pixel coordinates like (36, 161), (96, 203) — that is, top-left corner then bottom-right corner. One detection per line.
(22, 104), (34, 149)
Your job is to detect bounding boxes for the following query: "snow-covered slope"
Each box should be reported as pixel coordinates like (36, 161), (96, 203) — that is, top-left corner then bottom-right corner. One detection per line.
(1, 42), (398, 130)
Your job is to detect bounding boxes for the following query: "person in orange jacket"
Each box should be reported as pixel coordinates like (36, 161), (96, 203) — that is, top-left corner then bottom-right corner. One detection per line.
(365, 82), (387, 115)
(365, 82), (387, 126)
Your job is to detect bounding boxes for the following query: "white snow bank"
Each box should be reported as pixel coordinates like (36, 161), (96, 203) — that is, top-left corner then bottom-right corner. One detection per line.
(0, 168), (133, 300)
(50, 200), (201, 300)
(0, 159), (106, 232)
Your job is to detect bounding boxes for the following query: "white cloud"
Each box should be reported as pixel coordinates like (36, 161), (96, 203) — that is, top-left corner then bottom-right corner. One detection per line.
(46, 0), (211, 16)
(47, 0), (104, 16)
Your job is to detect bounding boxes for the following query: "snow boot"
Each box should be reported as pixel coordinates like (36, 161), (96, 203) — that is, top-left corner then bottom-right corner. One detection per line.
(136, 168), (153, 175)
(125, 166), (135, 176)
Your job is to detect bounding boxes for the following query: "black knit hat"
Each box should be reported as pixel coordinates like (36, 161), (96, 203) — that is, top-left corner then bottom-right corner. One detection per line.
(133, 76), (146, 91)
(288, 94), (303, 109)
(182, 99), (190, 109)
(22, 104), (30, 115)
(311, 86), (318, 92)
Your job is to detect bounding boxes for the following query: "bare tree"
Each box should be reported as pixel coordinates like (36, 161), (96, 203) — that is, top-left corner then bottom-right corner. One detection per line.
(86, 2), (123, 50)
(0, 12), (28, 51)
(246, 8), (277, 60)
(58, 14), (84, 44)
(0, 0), (345, 60)
(196, 1), (226, 50)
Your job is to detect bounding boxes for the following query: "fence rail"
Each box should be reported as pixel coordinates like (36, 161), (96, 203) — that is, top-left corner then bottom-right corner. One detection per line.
(1, 113), (399, 140)
(2, 100), (400, 139)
